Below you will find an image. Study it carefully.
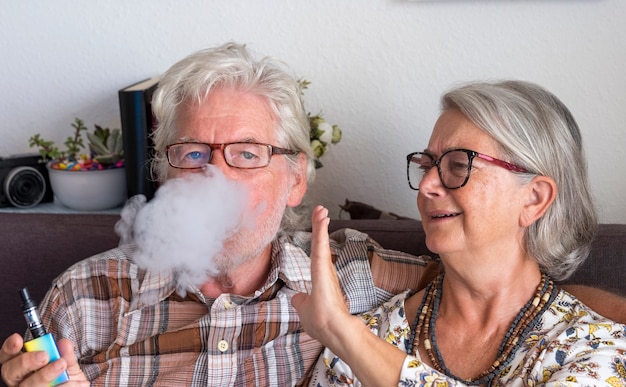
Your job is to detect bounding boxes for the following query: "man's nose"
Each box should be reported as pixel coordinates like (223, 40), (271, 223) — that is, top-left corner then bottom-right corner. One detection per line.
(208, 150), (233, 172)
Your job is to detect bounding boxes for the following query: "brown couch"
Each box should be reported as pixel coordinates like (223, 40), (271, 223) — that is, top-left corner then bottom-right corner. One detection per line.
(1, 213), (625, 350)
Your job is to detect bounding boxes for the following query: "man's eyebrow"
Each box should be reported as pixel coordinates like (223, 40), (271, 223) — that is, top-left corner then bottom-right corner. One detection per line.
(173, 137), (263, 144)
(177, 136), (199, 143)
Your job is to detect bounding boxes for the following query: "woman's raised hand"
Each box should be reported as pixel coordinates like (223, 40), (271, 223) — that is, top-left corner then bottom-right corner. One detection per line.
(292, 205), (351, 344)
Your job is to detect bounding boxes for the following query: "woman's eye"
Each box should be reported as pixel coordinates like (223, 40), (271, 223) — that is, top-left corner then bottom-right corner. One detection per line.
(418, 164), (432, 173)
(448, 161), (469, 177)
(450, 161), (468, 169)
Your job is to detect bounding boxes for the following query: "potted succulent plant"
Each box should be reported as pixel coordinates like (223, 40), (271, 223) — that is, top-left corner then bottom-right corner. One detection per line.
(29, 118), (127, 211)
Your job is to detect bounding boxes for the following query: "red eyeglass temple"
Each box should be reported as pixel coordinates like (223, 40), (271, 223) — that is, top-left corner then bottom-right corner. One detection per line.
(476, 153), (528, 173)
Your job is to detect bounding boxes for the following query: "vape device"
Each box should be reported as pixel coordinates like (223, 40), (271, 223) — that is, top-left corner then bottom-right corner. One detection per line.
(19, 287), (70, 386)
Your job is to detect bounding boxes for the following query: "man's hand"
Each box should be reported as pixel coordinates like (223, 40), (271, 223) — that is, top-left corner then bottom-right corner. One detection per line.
(0, 333), (89, 386)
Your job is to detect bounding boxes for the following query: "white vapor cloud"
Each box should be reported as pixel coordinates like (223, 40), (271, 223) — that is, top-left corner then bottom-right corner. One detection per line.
(115, 165), (249, 295)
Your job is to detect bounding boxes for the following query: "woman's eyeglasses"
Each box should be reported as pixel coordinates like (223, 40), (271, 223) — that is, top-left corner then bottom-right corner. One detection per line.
(406, 149), (529, 190)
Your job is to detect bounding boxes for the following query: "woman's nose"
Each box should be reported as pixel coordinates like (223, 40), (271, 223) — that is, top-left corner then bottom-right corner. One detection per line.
(418, 167), (445, 196)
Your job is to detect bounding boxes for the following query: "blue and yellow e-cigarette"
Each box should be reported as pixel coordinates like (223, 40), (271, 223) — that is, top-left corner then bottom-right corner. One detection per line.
(19, 287), (70, 386)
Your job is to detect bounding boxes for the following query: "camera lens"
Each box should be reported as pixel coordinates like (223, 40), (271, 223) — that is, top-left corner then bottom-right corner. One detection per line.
(3, 166), (47, 208)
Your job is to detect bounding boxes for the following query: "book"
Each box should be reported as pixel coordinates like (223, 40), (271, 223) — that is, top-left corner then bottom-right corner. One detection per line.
(118, 77), (160, 201)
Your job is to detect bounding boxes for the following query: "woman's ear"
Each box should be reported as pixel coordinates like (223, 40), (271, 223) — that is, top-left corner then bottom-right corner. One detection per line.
(520, 175), (557, 227)
(286, 153), (309, 207)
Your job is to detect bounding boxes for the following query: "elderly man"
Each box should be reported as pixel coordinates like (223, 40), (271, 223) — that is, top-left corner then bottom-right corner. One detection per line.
(1, 43), (624, 387)
(0, 42), (433, 386)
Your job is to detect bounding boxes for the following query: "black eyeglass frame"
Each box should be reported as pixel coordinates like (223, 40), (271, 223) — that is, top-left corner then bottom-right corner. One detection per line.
(406, 148), (529, 191)
(166, 141), (298, 170)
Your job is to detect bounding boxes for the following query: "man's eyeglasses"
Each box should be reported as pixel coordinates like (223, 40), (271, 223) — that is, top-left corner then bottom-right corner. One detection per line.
(166, 142), (298, 170)
(406, 149), (529, 190)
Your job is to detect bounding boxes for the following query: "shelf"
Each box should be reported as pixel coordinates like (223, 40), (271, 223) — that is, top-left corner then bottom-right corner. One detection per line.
(0, 200), (122, 215)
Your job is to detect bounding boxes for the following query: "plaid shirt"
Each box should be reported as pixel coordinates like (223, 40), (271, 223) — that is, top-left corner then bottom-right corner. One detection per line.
(37, 228), (432, 386)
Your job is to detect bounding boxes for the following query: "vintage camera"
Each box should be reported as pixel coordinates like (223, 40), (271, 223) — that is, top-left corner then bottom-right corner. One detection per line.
(0, 154), (54, 208)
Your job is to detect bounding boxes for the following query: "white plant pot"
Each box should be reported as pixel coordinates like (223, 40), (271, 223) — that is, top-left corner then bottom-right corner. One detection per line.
(47, 164), (127, 211)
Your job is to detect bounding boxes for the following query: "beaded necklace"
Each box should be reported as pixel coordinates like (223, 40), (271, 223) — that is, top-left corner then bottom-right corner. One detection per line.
(406, 273), (557, 386)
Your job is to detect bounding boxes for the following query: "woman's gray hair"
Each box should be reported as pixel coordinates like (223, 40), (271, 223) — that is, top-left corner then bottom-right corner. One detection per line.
(441, 80), (597, 281)
(151, 42), (315, 233)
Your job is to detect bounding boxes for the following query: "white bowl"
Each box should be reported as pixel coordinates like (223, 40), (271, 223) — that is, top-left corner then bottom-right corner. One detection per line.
(47, 164), (127, 211)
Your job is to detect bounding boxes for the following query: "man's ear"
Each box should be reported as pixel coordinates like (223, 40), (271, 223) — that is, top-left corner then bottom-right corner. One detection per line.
(520, 175), (557, 227)
(286, 153), (308, 207)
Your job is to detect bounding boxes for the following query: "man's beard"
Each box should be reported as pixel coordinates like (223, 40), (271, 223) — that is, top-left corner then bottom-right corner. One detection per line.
(211, 192), (288, 281)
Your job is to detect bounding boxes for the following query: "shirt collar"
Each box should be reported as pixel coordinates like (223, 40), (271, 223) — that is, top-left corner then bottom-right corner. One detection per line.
(125, 231), (314, 312)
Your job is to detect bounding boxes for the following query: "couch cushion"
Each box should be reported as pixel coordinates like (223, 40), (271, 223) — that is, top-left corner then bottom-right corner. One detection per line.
(0, 213), (120, 346)
(563, 224), (626, 294)
(330, 219), (626, 295)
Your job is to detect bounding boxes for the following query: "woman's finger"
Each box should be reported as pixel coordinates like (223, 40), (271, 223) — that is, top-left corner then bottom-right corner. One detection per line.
(309, 205), (332, 283)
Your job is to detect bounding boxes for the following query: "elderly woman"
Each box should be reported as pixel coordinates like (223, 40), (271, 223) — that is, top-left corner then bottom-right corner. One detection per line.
(294, 80), (626, 386)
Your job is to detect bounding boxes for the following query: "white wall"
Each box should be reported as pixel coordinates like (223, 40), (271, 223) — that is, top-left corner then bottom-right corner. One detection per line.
(2, 1), (625, 222)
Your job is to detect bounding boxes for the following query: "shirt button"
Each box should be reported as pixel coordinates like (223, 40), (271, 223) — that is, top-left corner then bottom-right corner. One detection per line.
(218, 340), (229, 352)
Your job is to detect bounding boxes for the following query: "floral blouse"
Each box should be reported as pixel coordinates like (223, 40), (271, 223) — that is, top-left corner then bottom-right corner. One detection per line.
(308, 289), (626, 386)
